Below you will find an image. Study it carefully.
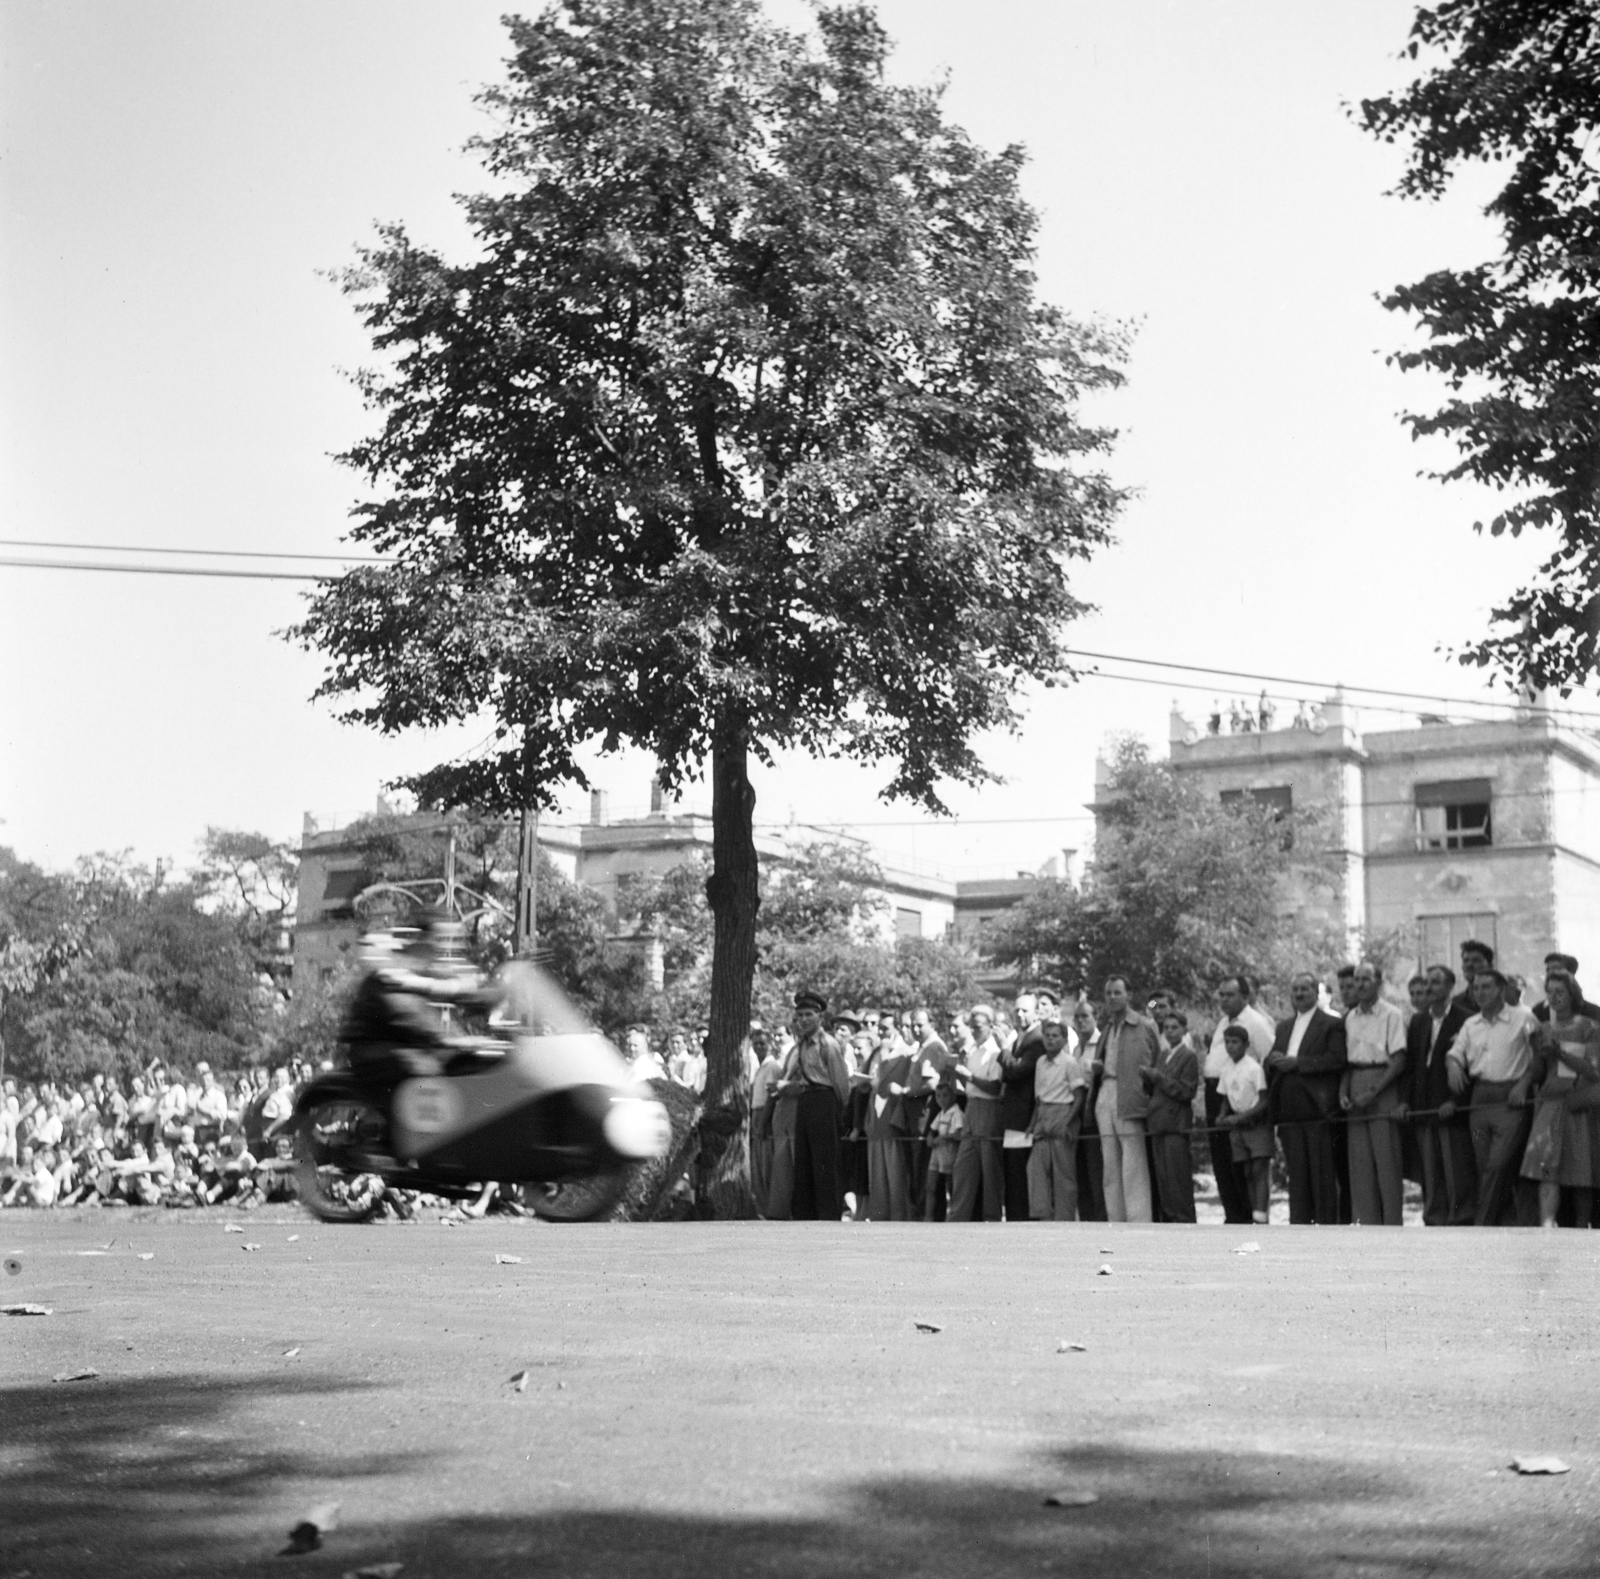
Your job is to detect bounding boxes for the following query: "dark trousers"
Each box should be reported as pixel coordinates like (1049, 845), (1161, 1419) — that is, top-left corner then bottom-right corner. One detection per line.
(950, 1100), (1003, 1221)
(1276, 1080), (1339, 1225)
(1205, 1079), (1252, 1224)
(1076, 1122), (1107, 1221)
(1469, 1079), (1532, 1227)
(791, 1085), (843, 1221)
(1002, 1146), (1031, 1221)
(867, 1133), (911, 1221)
(1416, 1118), (1477, 1226)
(1149, 1129), (1196, 1222)
(924, 1169), (951, 1222)
(903, 1097), (931, 1214)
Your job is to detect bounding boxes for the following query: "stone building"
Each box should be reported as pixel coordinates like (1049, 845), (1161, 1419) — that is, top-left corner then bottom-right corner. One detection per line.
(1149, 692), (1600, 986)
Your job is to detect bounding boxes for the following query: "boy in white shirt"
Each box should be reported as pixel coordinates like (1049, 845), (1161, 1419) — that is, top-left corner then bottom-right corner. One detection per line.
(1217, 1023), (1271, 1225)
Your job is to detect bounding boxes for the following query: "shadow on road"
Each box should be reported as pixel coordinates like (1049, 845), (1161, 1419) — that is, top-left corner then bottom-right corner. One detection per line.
(1, 1370), (416, 1578)
(4, 1381), (1595, 1578)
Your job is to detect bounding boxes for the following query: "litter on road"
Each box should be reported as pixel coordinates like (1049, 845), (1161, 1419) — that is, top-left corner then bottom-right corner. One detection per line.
(52, 1367), (98, 1383)
(242, 1243), (262, 1252)
(1056, 1341), (1088, 1353)
(282, 1501), (341, 1556)
(343, 1564), (404, 1579)
(1234, 1241), (1262, 1255)
(913, 1320), (943, 1333)
(283, 1346), (302, 1358)
(509, 1369), (530, 1392)
(1511, 1456), (1571, 1475)
(138, 1252), (154, 1260)
(1044, 1490), (1100, 1507)
(1096, 1265), (1114, 1276)
(224, 1223), (245, 1233)
(493, 1254), (523, 1265)
(3, 1303), (51, 1316)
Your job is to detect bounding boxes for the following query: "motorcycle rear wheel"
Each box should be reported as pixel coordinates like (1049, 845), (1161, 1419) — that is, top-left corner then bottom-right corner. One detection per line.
(519, 1165), (630, 1223)
(294, 1094), (388, 1224)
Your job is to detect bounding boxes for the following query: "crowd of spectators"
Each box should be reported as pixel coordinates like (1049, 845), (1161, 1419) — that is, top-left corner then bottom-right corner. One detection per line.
(737, 940), (1600, 1229)
(0, 1060), (307, 1210)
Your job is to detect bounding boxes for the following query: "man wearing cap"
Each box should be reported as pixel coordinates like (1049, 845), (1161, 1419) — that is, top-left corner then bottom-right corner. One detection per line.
(770, 991), (851, 1220)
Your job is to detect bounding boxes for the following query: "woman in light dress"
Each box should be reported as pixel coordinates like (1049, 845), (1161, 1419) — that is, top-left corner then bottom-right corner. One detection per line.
(1521, 969), (1600, 1227)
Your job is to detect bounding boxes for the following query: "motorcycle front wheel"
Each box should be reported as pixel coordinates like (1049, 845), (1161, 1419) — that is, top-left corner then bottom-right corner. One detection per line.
(519, 1165), (630, 1223)
(294, 1094), (388, 1224)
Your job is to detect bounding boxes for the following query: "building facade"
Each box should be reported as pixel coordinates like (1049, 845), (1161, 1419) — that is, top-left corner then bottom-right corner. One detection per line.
(1156, 694), (1600, 987)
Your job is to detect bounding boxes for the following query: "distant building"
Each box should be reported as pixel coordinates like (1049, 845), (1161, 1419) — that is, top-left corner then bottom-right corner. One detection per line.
(292, 780), (1064, 995)
(1144, 692), (1600, 987)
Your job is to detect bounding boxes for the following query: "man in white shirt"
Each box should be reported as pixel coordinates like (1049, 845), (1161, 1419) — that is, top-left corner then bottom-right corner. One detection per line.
(1204, 976), (1275, 1225)
(949, 1005), (1006, 1221)
(1339, 962), (1408, 1225)
(1446, 968), (1537, 1226)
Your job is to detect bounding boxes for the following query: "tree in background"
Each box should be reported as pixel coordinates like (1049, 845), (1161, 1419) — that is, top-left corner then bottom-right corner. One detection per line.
(1357, 2), (1600, 689)
(193, 829), (298, 989)
(292, 0), (1126, 1213)
(984, 739), (1345, 1006)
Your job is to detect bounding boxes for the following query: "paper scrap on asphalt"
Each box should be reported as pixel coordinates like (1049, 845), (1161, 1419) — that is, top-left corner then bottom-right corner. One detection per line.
(74, 1250), (109, 1256)
(52, 1367), (98, 1382)
(3, 1303), (51, 1315)
(913, 1321), (943, 1333)
(1098, 1248), (1113, 1254)
(138, 1253), (154, 1261)
(1044, 1490), (1099, 1507)
(224, 1223), (245, 1233)
(287, 1234), (300, 1243)
(1096, 1265), (1114, 1276)
(1233, 1241), (1261, 1255)
(284, 1346), (302, 1358)
(1057, 1341), (1088, 1353)
(1511, 1456), (1571, 1475)
(242, 1243), (262, 1252)
(509, 1369), (530, 1393)
(343, 1564), (404, 1579)
(494, 1254), (523, 1265)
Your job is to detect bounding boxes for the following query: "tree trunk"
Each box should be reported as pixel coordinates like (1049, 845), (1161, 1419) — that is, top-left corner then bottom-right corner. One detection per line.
(699, 713), (760, 1217)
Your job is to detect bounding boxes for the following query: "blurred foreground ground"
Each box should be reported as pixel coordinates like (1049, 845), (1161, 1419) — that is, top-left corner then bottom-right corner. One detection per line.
(3, 1209), (1597, 1578)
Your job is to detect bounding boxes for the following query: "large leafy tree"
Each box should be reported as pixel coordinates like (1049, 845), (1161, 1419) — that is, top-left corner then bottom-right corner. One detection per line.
(984, 739), (1345, 1005)
(293, 0), (1125, 1208)
(1358, 2), (1600, 688)
(193, 828), (298, 988)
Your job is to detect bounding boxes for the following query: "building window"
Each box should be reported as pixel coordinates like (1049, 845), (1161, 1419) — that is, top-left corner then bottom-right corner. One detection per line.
(1221, 785), (1294, 847)
(1418, 913), (1497, 971)
(1415, 779), (1492, 851)
(895, 907), (923, 940)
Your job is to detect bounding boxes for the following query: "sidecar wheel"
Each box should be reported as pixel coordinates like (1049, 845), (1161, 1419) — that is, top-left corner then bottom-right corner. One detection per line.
(521, 1165), (630, 1223)
(294, 1095), (387, 1224)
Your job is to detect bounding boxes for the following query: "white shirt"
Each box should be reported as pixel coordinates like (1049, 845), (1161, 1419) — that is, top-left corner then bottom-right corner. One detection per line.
(1345, 999), (1406, 1067)
(1205, 1003), (1275, 1079)
(1285, 1008), (1316, 1060)
(1218, 1054), (1267, 1117)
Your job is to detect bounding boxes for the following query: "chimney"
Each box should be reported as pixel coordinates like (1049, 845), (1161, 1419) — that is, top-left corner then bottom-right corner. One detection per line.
(590, 789), (609, 826)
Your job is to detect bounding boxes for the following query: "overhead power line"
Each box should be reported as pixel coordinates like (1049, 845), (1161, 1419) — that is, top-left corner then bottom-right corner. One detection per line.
(0, 537), (391, 565)
(0, 556), (329, 582)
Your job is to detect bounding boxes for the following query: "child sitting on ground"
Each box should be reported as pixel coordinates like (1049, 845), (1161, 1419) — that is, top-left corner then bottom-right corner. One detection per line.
(1217, 1022), (1271, 1226)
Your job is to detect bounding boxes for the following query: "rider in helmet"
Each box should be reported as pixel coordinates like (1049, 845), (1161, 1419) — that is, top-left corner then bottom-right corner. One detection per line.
(340, 908), (498, 1147)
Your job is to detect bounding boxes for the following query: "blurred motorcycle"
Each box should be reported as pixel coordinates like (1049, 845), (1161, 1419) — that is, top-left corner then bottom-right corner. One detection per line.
(293, 961), (670, 1223)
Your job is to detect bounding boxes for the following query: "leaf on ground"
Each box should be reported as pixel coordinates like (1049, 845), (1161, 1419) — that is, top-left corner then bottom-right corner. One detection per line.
(242, 1243), (262, 1252)
(913, 1321), (943, 1334)
(343, 1564), (404, 1579)
(287, 1234), (301, 1243)
(1233, 1241), (1261, 1255)
(3, 1303), (51, 1315)
(283, 1346), (302, 1358)
(4, 1257), (21, 1276)
(1511, 1455), (1571, 1475)
(224, 1223), (245, 1233)
(493, 1254), (523, 1265)
(138, 1253), (155, 1261)
(1044, 1490), (1099, 1507)
(1098, 1248), (1113, 1254)
(1056, 1341), (1088, 1353)
(52, 1367), (98, 1382)
(509, 1368), (530, 1392)
(1096, 1265), (1114, 1276)
(282, 1500), (341, 1555)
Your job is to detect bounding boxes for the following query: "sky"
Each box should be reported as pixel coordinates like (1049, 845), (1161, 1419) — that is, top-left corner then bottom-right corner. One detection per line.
(0, 0), (1567, 884)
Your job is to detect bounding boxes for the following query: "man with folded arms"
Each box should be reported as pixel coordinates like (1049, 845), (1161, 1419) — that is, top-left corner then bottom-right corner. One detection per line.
(1447, 968), (1537, 1227)
(1340, 962), (1408, 1225)
(1266, 971), (1347, 1224)
(1400, 965), (1475, 1225)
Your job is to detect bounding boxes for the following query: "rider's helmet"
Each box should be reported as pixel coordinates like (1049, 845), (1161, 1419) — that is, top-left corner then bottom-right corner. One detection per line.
(420, 906), (467, 967)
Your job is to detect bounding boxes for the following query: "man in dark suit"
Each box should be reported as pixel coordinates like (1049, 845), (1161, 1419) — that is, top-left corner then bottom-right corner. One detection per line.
(1265, 971), (1347, 1224)
(1399, 963), (1475, 1225)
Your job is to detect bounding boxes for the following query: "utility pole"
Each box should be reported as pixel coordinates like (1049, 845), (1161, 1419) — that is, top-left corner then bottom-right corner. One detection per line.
(514, 808), (539, 956)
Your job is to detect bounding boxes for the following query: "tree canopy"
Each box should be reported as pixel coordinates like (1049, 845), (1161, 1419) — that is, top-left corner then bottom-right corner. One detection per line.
(1358, 1), (1600, 689)
(983, 739), (1345, 1004)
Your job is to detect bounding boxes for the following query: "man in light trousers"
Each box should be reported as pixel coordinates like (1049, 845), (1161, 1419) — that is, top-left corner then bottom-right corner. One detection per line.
(1090, 976), (1162, 1222)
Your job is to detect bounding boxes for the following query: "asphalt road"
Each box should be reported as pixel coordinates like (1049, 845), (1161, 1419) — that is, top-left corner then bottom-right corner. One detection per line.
(3, 1208), (1599, 1579)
